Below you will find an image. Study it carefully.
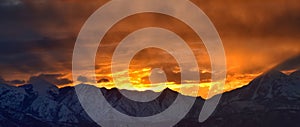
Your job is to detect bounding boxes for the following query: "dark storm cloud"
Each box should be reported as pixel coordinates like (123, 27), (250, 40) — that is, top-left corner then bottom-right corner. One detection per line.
(29, 74), (72, 86)
(0, 0), (299, 90)
(0, 1), (75, 78)
(77, 76), (89, 83)
(0, 0), (22, 7)
(263, 10), (300, 37)
(0, 37), (75, 77)
(0, 0), (107, 80)
(194, 0), (300, 38)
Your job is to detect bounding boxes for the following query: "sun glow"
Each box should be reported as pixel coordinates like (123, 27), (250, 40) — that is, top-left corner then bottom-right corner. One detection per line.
(92, 67), (261, 99)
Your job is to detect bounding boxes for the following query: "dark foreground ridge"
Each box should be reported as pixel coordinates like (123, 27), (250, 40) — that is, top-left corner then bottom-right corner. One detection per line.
(0, 70), (299, 127)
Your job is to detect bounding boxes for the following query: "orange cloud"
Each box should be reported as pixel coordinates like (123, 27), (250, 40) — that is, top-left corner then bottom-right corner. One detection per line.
(1, 0), (300, 99)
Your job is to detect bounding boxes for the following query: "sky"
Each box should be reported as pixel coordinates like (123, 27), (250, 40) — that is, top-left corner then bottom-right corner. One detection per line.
(0, 0), (300, 98)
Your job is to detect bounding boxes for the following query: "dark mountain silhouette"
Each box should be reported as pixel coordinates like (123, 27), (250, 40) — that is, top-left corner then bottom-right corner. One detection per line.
(0, 70), (299, 127)
(199, 70), (300, 127)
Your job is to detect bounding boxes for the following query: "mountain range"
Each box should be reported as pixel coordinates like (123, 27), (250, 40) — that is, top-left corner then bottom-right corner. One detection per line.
(0, 70), (300, 127)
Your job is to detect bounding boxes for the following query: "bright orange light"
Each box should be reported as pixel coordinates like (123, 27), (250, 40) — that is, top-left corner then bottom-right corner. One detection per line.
(93, 67), (261, 99)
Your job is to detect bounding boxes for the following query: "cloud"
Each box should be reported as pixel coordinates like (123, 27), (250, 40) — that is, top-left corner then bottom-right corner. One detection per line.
(192, 0), (300, 38)
(0, 0), (299, 94)
(0, 0), (107, 79)
(0, 75), (25, 85)
(77, 76), (89, 83)
(7, 79), (25, 85)
(0, 36), (75, 78)
(97, 78), (110, 83)
(29, 74), (72, 86)
(0, 0), (22, 7)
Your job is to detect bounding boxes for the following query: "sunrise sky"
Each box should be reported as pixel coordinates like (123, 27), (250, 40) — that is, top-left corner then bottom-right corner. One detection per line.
(0, 0), (300, 98)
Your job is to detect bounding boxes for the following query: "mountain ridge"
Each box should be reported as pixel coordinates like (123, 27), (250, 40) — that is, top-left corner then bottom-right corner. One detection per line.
(0, 70), (299, 127)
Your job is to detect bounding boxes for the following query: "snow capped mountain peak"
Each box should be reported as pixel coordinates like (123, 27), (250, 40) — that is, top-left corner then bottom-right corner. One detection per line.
(290, 70), (300, 78)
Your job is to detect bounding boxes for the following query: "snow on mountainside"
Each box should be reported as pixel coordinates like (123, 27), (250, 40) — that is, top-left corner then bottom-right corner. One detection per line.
(200, 70), (300, 127)
(0, 79), (98, 127)
(0, 70), (299, 127)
